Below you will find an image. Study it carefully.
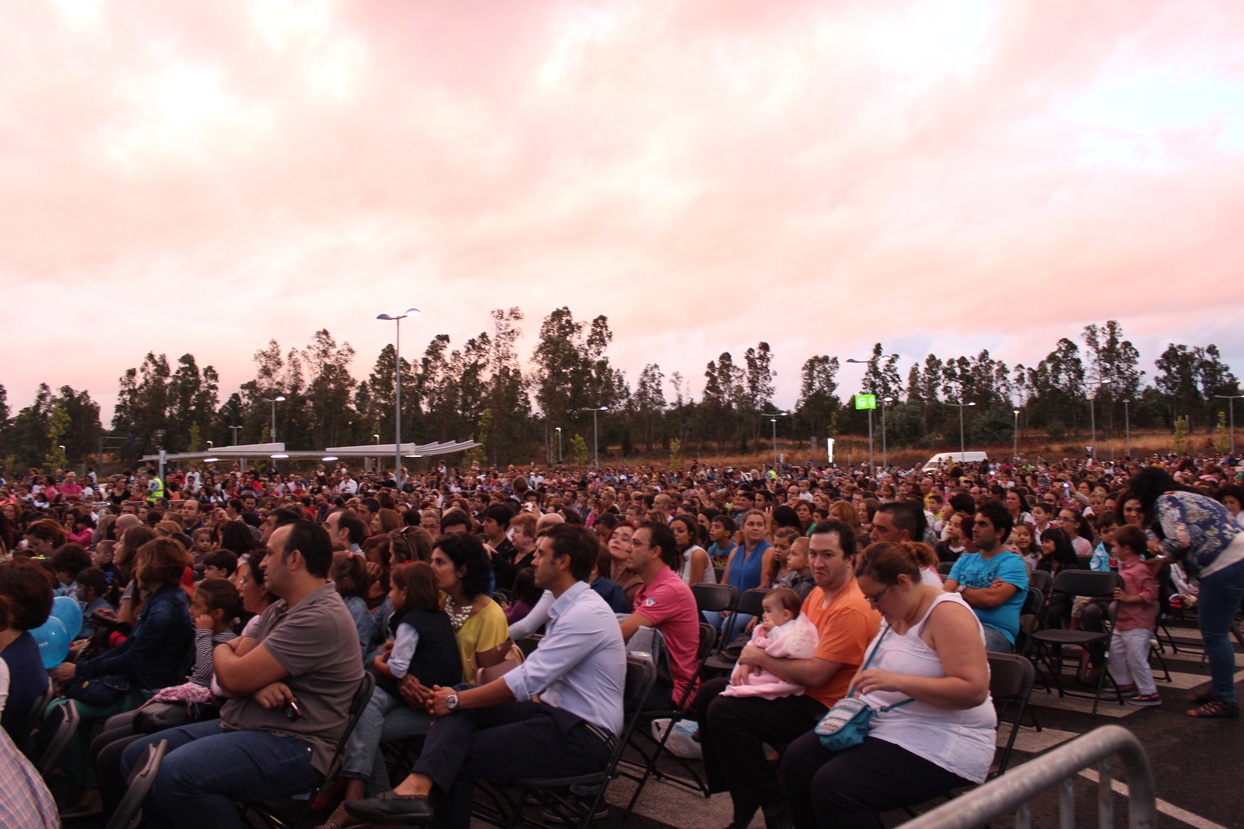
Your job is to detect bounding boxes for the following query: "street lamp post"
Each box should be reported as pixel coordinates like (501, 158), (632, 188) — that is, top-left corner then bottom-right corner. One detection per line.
(1087, 381), (1107, 462)
(578, 406), (608, 468)
(881, 397), (893, 469)
(229, 425), (242, 445)
(1122, 400), (1132, 459)
(262, 396), (286, 443)
(1089, 391), (1097, 462)
(763, 412), (789, 472)
(846, 355), (896, 480)
(555, 427), (562, 463)
(951, 400), (976, 459)
(1214, 394), (1244, 455)
(377, 308), (421, 483)
(1012, 409), (1020, 460)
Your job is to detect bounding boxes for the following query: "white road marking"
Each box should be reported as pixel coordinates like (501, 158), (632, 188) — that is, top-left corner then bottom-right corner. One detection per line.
(1078, 768), (1231, 829)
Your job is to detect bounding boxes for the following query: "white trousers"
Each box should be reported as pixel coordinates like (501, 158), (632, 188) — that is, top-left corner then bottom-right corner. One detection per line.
(1107, 627), (1156, 695)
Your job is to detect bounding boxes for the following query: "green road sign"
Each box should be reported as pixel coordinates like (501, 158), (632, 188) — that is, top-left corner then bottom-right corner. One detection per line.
(854, 394), (876, 411)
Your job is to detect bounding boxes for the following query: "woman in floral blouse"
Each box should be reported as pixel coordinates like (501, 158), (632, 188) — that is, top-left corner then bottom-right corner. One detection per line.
(1128, 467), (1244, 719)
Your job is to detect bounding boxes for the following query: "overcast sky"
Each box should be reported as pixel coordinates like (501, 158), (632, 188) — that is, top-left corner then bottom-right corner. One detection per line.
(4, 0), (1244, 419)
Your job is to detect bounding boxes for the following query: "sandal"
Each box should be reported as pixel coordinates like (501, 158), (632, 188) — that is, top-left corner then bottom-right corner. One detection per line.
(1186, 699), (1240, 719)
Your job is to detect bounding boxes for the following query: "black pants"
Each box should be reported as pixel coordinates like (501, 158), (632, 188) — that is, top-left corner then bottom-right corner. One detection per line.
(411, 696), (612, 829)
(780, 732), (972, 829)
(694, 677), (828, 825)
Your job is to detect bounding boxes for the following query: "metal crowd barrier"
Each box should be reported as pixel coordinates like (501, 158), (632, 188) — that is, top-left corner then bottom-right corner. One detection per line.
(901, 725), (1157, 829)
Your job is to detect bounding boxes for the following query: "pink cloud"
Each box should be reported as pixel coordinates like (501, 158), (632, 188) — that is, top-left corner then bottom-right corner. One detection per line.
(1, 0), (1243, 422)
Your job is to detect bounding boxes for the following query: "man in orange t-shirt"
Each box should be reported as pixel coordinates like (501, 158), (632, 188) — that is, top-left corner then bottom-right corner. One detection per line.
(695, 521), (880, 829)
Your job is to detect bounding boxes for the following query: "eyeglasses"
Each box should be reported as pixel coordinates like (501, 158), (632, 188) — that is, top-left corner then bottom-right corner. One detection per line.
(863, 585), (890, 605)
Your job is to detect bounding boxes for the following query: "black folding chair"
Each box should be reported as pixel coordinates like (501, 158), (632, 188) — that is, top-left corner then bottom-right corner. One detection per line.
(987, 653), (1035, 778)
(475, 654), (658, 829)
(104, 738), (168, 829)
(10, 676), (53, 751)
(1027, 570), (1122, 718)
(1027, 569), (1052, 597)
(37, 697), (80, 776)
(936, 561), (955, 578)
(620, 622), (719, 811)
(702, 587), (770, 676)
(691, 583), (737, 656)
(236, 672), (376, 829)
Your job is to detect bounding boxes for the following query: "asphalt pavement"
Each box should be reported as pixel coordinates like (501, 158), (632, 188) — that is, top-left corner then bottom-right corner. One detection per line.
(605, 616), (1243, 829)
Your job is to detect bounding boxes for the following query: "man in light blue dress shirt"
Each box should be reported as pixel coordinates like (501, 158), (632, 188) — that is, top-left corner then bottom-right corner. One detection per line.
(346, 523), (626, 828)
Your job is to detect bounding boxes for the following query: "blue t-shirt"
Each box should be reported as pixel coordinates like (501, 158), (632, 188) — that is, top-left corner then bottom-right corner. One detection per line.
(1090, 542), (1112, 573)
(948, 551), (1029, 644)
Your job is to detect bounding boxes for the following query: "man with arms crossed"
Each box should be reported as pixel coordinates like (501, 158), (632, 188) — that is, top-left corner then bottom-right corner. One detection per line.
(118, 521), (362, 829)
(943, 499), (1028, 653)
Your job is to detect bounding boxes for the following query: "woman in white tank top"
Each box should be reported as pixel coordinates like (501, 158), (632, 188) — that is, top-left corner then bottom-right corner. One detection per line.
(780, 540), (996, 829)
(671, 515), (715, 586)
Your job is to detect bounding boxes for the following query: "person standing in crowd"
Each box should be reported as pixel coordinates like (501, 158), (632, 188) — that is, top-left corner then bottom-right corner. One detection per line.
(1128, 467), (1244, 719)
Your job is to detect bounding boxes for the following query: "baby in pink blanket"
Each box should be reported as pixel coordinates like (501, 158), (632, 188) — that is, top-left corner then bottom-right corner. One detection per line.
(722, 587), (818, 699)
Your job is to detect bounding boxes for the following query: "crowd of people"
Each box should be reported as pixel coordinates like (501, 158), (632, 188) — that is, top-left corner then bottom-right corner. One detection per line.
(0, 449), (1241, 829)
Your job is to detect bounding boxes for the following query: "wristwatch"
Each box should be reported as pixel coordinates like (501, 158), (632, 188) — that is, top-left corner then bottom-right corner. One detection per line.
(445, 692), (459, 711)
(956, 583), (968, 594)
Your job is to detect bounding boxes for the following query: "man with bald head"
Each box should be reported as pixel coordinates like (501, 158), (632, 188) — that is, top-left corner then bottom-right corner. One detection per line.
(536, 512), (565, 533)
(115, 513), (142, 534)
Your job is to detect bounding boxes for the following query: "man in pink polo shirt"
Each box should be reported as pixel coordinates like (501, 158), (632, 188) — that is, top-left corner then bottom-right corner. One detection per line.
(621, 521), (701, 708)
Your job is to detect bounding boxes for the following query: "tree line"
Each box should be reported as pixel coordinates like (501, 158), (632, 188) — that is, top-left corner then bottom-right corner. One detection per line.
(0, 314), (1238, 472)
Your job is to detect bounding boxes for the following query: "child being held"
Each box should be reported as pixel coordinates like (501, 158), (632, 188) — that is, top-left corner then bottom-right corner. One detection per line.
(1106, 526), (1161, 707)
(721, 587), (818, 699)
(775, 537), (816, 600)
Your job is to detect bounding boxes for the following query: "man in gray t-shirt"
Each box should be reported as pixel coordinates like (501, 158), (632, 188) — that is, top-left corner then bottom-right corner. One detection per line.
(119, 521), (364, 829)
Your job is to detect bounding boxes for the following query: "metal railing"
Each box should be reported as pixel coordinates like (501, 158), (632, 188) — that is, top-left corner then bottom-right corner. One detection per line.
(902, 725), (1157, 829)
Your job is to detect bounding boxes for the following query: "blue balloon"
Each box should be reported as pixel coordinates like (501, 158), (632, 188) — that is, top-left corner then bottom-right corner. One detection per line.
(31, 617), (70, 670)
(51, 596), (84, 640)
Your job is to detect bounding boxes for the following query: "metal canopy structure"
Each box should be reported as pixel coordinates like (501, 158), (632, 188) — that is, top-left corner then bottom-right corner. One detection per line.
(140, 439), (480, 465)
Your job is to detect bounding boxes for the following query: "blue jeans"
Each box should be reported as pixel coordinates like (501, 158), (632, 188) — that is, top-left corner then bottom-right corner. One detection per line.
(341, 686), (432, 793)
(703, 610), (756, 643)
(981, 625), (1014, 654)
(1197, 558), (1244, 705)
(119, 721), (320, 829)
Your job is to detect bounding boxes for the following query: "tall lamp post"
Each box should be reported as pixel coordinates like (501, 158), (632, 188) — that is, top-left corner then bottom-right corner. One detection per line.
(579, 406), (608, 468)
(950, 400), (975, 459)
(1087, 380), (1107, 462)
(554, 427), (563, 463)
(262, 396), (286, 443)
(377, 308), (421, 483)
(846, 355), (896, 479)
(1012, 409), (1020, 460)
(1214, 394), (1244, 455)
(763, 412), (789, 472)
(881, 397), (893, 469)
(1123, 399), (1132, 459)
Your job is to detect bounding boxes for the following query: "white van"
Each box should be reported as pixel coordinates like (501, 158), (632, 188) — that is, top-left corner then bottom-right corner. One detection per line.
(922, 451), (989, 472)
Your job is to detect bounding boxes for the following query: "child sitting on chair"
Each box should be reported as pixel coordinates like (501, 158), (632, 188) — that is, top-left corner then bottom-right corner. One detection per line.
(721, 587), (818, 699)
